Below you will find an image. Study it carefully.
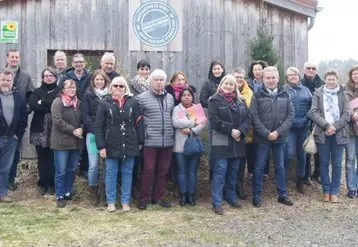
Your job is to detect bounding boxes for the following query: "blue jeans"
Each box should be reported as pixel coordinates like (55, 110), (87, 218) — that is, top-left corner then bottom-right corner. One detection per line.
(346, 136), (358, 191)
(86, 133), (101, 186)
(54, 149), (81, 198)
(0, 137), (18, 196)
(8, 134), (23, 183)
(105, 157), (134, 204)
(317, 135), (345, 195)
(212, 158), (239, 208)
(253, 143), (287, 198)
(176, 153), (200, 194)
(284, 127), (308, 179)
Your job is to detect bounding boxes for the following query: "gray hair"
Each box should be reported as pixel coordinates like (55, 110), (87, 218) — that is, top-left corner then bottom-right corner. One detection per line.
(263, 66), (280, 79)
(0, 68), (14, 78)
(101, 52), (116, 63)
(54, 50), (67, 60)
(231, 67), (246, 75)
(149, 69), (167, 82)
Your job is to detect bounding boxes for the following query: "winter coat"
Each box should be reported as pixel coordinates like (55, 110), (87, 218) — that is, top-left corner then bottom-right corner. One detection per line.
(165, 84), (197, 106)
(311, 85), (350, 145)
(94, 95), (144, 159)
(345, 82), (358, 136)
(301, 74), (324, 94)
(199, 80), (219, 108)
(208, 93), (251, 159)
(246, 78), (264, 93)
(83, 70), (120, 97)
(172, 103), (206, 153)
(50, 97), (84, 150)
(59, 69), (90, 99)
(128, 77), (149, 96)
(10, 67), (35, 103)
(284, 83), (312, 128)
(0, 91), (28, 138)
(250, 86), (294, 143)
(82, 90), (103, 133)
(240, 80), (254, 143)
(29, 83), (59, 133)
(136, 89), (175, 148)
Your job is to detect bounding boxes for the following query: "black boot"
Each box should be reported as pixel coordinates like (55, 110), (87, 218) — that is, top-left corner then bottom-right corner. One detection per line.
(179, 193), (186, 207)
(296, 177), (305, 194)
(236, 180), (247, 200)
(188, 193), (196, 206)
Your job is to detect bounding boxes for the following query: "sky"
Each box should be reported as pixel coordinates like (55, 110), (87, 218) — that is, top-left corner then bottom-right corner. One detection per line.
(308, 0), (357, 62)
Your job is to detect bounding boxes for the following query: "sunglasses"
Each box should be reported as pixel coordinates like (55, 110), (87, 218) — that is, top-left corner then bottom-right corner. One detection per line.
(112, 84), (125, 89)
(305, 67), (317, 71)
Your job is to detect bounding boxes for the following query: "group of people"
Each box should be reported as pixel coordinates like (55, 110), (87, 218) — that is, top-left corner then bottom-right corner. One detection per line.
(0, 49), (357, 215)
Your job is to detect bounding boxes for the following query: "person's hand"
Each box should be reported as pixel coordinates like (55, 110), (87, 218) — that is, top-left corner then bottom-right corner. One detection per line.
(180, 128), (191, 135)
(353, 112), (358, 121)
(37, 100), (41, 105)
(73, 128), (83, 138)
(100, 148), (107, 159)
(326, 125), (336, 136)
(193, 118), (198, 127)
(231, 129), (240, 139)
(268, 132), (277, 141)
(272, 131), (279, 138)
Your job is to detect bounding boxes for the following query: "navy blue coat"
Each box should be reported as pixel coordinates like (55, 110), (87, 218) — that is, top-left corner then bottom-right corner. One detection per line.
(59, 69), (90, 99)
(0, 91), (28, 138)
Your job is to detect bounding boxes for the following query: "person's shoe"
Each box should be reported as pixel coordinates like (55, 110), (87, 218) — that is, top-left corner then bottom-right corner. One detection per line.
(236, 180), (247, 200)
(347, 190), (356, 199)
(56, 197), (66, 208)
(303, 177), (313, 186)
(330, 195), (339, 203)
(122, 203), (131, 212)
(278, 196), (294, 206)
(188, 193), (196, 206)
(8, 182), (17, 191)
(213, 207), (224, 215)
(323, 193), (330, 202)
(38, 185), (47, 196)
(89, 186), (99, 206)
(229, 201), (242, 208)
(263, 174), (269, 182)
(179, 193), (187, 207)
(107, 203), (116, 212)
(64, 193), (73, 201)
(0, 195), (13, 203)
(296, 178), (305, 194)
(152, 200), (171, 208)
(47, 186), (55, 195)
(137, 200), (147, 210)
(253, 196), (262, 208)
(312, 174), (321, 184)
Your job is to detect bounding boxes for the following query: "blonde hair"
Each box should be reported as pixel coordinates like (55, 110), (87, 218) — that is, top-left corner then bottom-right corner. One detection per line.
(216, 75), (240, 99)
(108, 76), (132, 96)
(285, 67), (301, 82)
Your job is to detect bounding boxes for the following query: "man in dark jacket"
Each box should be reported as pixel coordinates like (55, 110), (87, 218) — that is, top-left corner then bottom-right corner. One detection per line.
(53, 50), (70, 85)
(250, 66), (294, 207)
(59, 53), (90, 99)
(6, 49), (34, 191)
(0, 69), (28, 202)
(301, 61), (324, 185)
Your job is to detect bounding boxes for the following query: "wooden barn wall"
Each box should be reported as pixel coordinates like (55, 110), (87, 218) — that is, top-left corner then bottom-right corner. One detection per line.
(0, 0), (309, 158)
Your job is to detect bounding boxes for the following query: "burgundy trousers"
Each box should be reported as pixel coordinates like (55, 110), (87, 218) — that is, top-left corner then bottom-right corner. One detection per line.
(139, 147), (173, 202)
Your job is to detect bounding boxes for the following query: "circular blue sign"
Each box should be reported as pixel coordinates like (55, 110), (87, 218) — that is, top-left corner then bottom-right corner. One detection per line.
(133, 1), (179, 47)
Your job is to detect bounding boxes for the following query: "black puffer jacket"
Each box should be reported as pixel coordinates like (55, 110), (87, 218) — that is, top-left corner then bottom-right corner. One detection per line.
(199, 80), (218, 108)
(208, 93), (251, 159)
(94, 95), (144, 159)
(301, 74), (324, 94)
(250, 86), (294, 143)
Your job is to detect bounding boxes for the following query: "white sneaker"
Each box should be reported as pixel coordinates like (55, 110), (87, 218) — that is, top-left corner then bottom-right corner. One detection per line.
(122, 203), (131, 212)
(107, 203), (116, 212)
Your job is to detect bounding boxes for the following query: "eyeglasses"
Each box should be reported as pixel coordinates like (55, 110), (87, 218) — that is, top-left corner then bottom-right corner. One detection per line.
(44, 75), (55, 78)
(112, 84), (125, 89)
(73, 61), (85, 64)
(305, 67), (317, 71)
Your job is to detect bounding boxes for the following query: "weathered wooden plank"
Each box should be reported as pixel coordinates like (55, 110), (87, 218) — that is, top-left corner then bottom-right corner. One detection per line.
(224, 0), (234, 73)
(264, 0), (316, 18)
(68, 0), (79, 49)
(167, 0), (183, 52)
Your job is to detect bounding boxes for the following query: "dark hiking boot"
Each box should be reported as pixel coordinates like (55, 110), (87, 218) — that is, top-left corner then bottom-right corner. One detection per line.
(188, 193), (196, 206)
(179, 193), (186, 207)
(236, 180), (247, 200)
(278, 196), (294, 206)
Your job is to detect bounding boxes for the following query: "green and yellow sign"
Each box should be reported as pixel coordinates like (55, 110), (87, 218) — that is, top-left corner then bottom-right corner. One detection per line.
(1, 21), (18, 43)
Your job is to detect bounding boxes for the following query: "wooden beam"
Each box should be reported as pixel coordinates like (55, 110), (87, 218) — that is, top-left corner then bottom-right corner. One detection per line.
(264, 0), (316, 18)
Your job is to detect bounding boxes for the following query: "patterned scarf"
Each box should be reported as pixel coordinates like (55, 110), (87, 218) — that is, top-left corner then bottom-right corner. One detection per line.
(94, 87), (109, 99)
(172, 84), (187, 100)
(61, 93), (79, 110)
(219, 89), (237, 108)
(323, 86), (340, 122)
(134, 75), (150, 91)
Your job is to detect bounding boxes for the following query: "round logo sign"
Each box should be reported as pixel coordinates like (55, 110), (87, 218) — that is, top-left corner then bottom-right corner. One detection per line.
(133, 1), (179, 47)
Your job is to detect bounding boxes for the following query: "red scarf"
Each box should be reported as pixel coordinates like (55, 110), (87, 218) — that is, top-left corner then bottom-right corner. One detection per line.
(172, 84), (188, 100)
(61, 93), (78, 110)
(219, 90), (237, 108)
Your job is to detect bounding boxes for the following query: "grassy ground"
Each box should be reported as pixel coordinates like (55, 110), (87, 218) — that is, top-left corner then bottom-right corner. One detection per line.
(1, 159), (357, 247)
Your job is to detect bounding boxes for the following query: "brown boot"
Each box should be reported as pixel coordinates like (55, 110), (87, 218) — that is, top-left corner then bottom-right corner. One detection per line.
(89, 186), (98, 206)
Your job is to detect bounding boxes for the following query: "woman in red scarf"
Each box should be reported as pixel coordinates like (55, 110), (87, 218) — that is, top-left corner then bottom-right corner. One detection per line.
(51, 79), (84, 208)
(165, 71), (196, 106)
(208, 75), (251, 215)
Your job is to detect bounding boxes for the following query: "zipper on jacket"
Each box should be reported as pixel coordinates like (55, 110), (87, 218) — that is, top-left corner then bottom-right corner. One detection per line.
(109, 109), (114, 124)
(105, 129), (109, 142)
(228, 106), (238, 157)
(158, 97), (165, 147)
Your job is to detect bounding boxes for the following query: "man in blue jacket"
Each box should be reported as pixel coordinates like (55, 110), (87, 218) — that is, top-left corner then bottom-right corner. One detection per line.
(0, 69), (28, 203)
